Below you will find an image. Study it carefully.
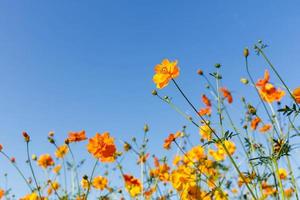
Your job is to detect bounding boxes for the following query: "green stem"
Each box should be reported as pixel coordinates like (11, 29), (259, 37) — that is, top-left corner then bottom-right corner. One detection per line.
(26, 142), (42, 198)
(85, 160), (98, 200)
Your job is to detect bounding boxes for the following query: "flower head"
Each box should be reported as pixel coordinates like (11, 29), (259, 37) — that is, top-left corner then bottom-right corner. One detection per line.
(293, 87), (300, 103)
(153, 59), (180, 89)
(163, 132), (181, 150)
(92, 176), (108, 190)
(87, 132), (117, 162)
(55, 144), (69, 158)
(38, 154), (54, 169)
(256, 70), (285, 102)
(67, 130), (87, 143)
(220, 87), (233, 104)
(123, 174), (142, 197)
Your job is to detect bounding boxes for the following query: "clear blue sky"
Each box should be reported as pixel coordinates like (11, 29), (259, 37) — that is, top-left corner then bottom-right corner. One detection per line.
(0, 0), (300, 197)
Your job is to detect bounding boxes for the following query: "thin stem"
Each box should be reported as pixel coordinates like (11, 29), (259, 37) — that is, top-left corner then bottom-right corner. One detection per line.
(26, 142), (42, 198)
(0, 151), (33, 192)
(85, 160), (98, 200)
(68, 144), (81, 195)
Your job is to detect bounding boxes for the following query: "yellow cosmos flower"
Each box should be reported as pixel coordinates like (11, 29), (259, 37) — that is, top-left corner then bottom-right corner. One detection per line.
(53, 165), (62, 174)
(55, 144), (69, 158)
(199, 124), (213, 141)
(92, 176), (108, 190)
(278, 168), (287, 180)
(153, 59), (180, 89)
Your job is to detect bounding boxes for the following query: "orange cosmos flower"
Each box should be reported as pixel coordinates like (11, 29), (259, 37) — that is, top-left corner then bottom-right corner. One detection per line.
(259, 124), (272, 133)
(293, 87), (300, 103)
(163, 132), (181, 150)
(87, 132), (117, 162)
(38, 154), (54, 169)
(153, 59), (180, 89)
(220, 87), (233, 104)
(256, 70), (285, 103)
(199, 94), (212, 116)
(202, 94), (211, 107)
(199, 107), (211, 116)
(0, 189), (4, 199)
(67, 130), (87, 143)
(123, 174), (142, 197)
(251, 117), (261, 130)
(284, 187), (294, 198)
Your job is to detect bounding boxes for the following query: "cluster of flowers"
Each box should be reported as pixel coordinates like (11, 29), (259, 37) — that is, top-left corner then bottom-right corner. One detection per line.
(1, 42), (300, 199)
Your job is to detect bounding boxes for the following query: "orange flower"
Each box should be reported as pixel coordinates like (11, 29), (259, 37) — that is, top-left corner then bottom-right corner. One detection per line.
(87, 132), (117, 162)
(251, 117), (261, 130)
(293, 87), (300, 103)
(220, 87), (233, 104)
(256, 70), (285, 103)
(199, 94), (212, 116)
(153, 59), (180, 89)
(38, 154), (54, 169)
(0, 189), (4, 199)
(198, 107), (211, 116)
(259, 124), (272, 133)
(163, 132), (181, 150)
(67, 130), (87, 143)
(202, 94), (211, 107)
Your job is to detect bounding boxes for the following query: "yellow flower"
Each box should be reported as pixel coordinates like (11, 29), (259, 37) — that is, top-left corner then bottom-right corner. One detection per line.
(123, 174), (142, 197)
(47, 181), (60, 195)
(278, 168), (287, 180)
(209, 140), (236, 161)
(199, 124), (213, 141)
(55, 145), (69, 158)
(81, 178), (89, 189)
(92, 176), (108, 190)
(153, 59), (180, 89)
(37, 154), (54, 169)
(53, 165), (62, 174)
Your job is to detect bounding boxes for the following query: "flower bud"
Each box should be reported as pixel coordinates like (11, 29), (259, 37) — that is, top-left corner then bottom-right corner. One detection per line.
(123, 142), (131, 152)
(240, 78), (249, 85)
(197, 69), (203, 75)
(143, 124), (149, 132)
(22, 131), (30, 142)
(151, 90), (157, 96)
(214, 63), (221, 68)
(32, 154), (37, 161)
(243, 48), (249, 58)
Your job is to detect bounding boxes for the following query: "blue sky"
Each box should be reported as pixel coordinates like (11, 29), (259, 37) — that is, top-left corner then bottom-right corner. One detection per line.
(0, 0), (300, 197)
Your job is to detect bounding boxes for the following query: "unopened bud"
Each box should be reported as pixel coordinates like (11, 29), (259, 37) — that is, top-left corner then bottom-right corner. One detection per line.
(243, 48), (249, 58)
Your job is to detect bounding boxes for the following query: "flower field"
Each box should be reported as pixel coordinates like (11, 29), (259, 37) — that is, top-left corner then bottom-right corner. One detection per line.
(1, 41), (300, 200)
